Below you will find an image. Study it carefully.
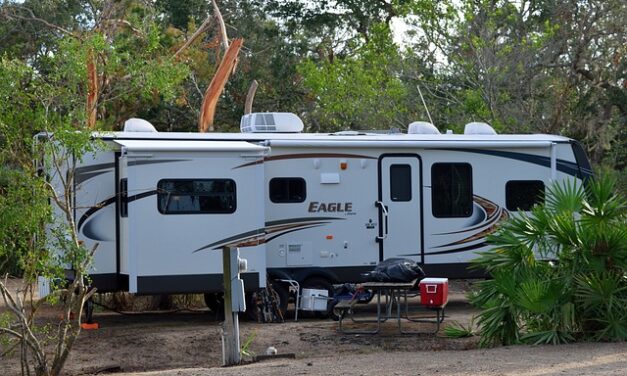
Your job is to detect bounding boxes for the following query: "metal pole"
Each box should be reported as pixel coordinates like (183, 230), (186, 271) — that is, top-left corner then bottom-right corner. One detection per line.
(221, 246), (241, 366)
(416, 83), (434, 125)
(550, 142), (557, 182)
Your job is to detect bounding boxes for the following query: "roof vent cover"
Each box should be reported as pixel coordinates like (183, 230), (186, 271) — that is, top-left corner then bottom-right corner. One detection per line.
(124, 118), (158, 133)
(408, 121), (440, 135)
(464, 122), (497, 135)
(240, 112), (304, 133)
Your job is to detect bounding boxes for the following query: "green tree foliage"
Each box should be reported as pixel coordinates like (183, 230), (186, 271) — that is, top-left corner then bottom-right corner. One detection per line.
(0, 168), (49, 277)
(414, 0), (626, 163)
(0, 2), (191, 374)
(471, 174), (627, 346)
(298, 23), (408, 131)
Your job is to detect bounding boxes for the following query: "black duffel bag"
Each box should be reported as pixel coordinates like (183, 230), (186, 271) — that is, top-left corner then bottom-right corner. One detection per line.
(363, 258), (426, 283)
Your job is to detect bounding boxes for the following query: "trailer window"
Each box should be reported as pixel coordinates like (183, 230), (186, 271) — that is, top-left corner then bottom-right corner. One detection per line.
(390, 164), (412, 201)
(431, 163), (473, 218)
(157, 179), (236, 214)
(270, 177), (306, 203)
(506, 180), (544, 211)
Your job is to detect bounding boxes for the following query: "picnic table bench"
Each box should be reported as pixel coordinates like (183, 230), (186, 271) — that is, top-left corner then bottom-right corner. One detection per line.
(334, 279), (446, 335)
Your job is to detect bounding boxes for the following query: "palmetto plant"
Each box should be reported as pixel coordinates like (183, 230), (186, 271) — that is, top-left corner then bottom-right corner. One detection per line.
(470, 173), (627, 347)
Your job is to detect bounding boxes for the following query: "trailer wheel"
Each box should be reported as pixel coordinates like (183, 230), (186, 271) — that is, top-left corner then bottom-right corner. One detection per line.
(203, 292), (225, 320)
(302, 277), (334, 319)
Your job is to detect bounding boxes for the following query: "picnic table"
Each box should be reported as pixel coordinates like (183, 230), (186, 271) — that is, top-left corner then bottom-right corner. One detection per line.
(334, 279), (445, 335)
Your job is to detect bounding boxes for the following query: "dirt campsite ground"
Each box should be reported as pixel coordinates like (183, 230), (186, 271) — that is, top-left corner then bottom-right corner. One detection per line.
(1, 279), (626, 376)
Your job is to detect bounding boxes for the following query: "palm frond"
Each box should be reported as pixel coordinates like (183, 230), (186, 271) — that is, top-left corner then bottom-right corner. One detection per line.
(545, 178), (585, 215)
(521, 330), (574, 345)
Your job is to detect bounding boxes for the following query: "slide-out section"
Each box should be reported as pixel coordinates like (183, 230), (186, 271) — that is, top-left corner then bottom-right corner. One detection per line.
(116, 140), (268, 294)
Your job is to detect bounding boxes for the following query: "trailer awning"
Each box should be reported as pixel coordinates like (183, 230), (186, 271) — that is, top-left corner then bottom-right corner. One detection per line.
(113, 139), (268, 153)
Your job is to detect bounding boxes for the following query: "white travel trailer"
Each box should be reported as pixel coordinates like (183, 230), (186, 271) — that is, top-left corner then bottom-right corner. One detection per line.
(42, 114), (593, 311)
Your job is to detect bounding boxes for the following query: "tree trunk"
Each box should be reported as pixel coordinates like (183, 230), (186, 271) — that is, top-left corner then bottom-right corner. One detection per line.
(198, 38), (243, 132)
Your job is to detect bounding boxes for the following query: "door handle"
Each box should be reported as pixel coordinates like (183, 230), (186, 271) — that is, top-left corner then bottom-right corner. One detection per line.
(375, 201), (388, 241)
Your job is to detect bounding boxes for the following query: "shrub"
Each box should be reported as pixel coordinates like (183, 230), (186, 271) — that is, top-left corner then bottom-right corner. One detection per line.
(470, 173), (627, 347)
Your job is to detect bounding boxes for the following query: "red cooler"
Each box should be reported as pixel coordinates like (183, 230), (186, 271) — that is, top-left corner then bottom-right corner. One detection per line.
(419, 278), (449, 308)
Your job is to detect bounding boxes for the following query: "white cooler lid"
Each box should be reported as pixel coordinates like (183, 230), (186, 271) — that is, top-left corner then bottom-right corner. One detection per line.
(420, 278), (448, 283)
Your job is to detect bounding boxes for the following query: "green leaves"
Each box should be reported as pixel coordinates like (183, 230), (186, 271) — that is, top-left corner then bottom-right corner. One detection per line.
(0, 167), (49, 277)
(297, 23), (409, 131)
(472, 173), (627, 346)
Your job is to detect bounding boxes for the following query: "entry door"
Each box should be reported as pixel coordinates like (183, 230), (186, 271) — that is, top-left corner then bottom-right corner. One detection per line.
(378, 156), (422, 263)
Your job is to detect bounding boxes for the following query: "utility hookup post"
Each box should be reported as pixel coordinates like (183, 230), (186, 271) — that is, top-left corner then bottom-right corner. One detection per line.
(221, 246), (247, 366)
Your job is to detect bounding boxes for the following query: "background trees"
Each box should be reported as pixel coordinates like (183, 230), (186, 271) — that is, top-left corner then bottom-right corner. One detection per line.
(2, 0), (622, 165)
(0, 0), (625, 272)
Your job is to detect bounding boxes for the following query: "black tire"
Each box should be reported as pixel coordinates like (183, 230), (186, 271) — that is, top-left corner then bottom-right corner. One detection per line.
(203, 292), (225, 320)
(301, 277), (334, 319)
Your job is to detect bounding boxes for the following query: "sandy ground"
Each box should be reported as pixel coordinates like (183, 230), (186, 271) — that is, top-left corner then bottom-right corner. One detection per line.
(2, 279), (626, 375)
(117, 342), (627, 376)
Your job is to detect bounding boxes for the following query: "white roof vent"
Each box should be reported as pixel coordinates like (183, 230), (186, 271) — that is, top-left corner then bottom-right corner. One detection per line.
(240, 112), (304, 133)
(408, 121), (440, 135)
(124, 118), (158, 133)
(464, 122), (496, 135)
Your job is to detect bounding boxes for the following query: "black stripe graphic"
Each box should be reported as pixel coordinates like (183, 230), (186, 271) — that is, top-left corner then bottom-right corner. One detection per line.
(193, 217), (344, 252)
(127, 159), (190, 167)
(193, 228), (267, 252)
(77, 196), (117, 231)
(265, 224), (327, 242)
(436, 148), (581, 177)
(75, 162), (115, 176)
(127, 190), (158, 203)
(266, 217), (345, 227)
(77, 190), (158, 232)
(426, 242), (488, 256)
(76, 169), (114, 185)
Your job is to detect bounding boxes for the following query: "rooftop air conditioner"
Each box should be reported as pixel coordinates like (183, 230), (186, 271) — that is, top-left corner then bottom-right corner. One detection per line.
(464, 122), (497, 135)
(240, 112), (304, 133)
(124, 118), (158, 132)
(408, 121), (440, 135)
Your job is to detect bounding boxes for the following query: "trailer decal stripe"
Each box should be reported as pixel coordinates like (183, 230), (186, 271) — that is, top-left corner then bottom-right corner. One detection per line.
(77, 190), (158, 234)
(126, 159), (190, 167)
(427, 242), (488, 255)
(76, 160), (186, 185)
(126, 190), (158, 203)
(433, 196), (506, 237)
(436, 148), (580, 177)
(233, 153), (376, 169)
(75, 162), (114, 176)
(76, 169), (113, 185)
(265, 224), (327, 242)
(193, 228), (268, 252)
(77, 196), (117, 231)
(432, 196), (495, 235)
(266, 217), (345, 227)
(192, 217), (345, 251)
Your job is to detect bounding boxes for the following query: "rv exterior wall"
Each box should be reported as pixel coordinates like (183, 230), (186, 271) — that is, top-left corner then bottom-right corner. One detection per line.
(57, 129), (588, 297)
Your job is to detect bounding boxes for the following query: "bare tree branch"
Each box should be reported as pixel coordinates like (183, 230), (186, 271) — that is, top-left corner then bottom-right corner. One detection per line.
(2, 5), (82, 40)
(244, 80), (259, 114)
(173, 15), (214, 59)
(212, 0), (229, 51)
(198, 38), (243, 132)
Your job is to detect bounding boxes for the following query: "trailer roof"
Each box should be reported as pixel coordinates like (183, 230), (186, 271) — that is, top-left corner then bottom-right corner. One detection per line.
(114, 139), (268, 152)
(103, 131), (572, 144)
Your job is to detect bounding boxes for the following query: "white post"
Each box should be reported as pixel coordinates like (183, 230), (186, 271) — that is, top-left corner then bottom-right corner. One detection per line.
(221, 246), (241, 366)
